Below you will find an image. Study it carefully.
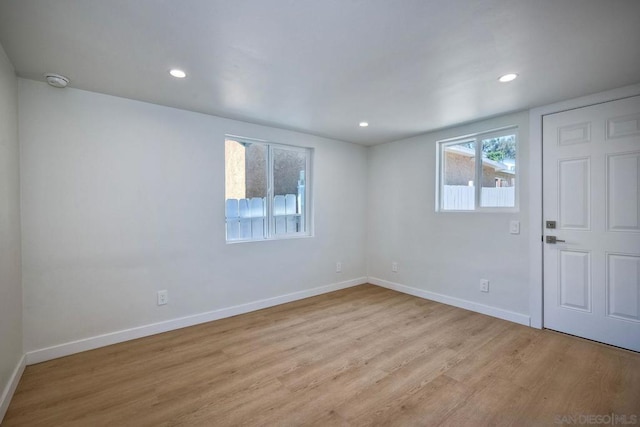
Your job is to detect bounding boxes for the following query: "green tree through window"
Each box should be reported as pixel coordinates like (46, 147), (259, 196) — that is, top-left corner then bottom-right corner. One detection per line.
(481, 135), (516, 162)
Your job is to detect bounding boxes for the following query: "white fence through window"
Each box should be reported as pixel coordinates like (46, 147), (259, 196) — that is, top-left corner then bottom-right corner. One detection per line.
(226, 194), (302, 240)
(481, 186), (515, 208)
(442, 186), (515, 210)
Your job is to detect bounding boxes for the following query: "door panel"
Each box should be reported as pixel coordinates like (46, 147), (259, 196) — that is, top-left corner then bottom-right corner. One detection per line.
(607, 153), (640, 231)
(606, 254), (640, 322)
(607, 113), (640, 139)
(558, 158), (590, 230)
(558, 250), (591, 312)
(543, 95), (640, 352)
(558, 122), (591, 146)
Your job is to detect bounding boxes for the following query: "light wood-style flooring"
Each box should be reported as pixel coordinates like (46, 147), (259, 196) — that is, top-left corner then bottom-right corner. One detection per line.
(4, 284), (640, 426)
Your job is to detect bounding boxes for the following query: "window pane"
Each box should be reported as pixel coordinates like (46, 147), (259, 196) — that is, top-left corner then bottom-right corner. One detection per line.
(480, 135), (516, 207)
(442, 141), (476, 210)
(225, 139), (267, 240)
(272, 147), (306, 235)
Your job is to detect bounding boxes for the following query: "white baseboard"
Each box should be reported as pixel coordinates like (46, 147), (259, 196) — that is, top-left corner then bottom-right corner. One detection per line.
(369, 277), (531, 327)
(26, 277), (366, 365)
(0, 354), (26, 424)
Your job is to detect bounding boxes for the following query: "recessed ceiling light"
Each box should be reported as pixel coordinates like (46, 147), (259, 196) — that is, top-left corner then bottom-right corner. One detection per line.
(169, 69), (187, 78)
(359, 122), (369, 127)
(498, 73), (518, 83)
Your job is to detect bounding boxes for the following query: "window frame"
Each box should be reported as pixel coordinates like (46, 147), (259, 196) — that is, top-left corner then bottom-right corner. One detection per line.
(436, 126), (519, 213)
(225, 135), (313, 243)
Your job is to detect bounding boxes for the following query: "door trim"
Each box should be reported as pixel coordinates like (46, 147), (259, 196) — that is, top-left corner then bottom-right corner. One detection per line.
(528, 83), (640, 329)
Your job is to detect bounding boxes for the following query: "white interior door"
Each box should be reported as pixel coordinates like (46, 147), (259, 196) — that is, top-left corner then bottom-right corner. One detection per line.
(543, 95), (640, 352)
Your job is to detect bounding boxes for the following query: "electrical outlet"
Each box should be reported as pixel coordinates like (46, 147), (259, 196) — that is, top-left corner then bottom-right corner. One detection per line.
(480, 279), (489, 293)
(336, 261), (342, 273)
(391, 261), (398, 273)
(157, 290), (169, 305)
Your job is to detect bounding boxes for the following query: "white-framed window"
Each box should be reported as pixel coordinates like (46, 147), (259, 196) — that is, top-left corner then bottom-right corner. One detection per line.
(436, 126), (518, 212)
(225, 136), (312, 242)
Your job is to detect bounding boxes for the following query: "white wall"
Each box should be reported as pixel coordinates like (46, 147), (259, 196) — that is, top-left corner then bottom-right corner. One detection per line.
(0, 43), (23, 417)
(19, 79), (367, 354)
(367, 111), (531, 321)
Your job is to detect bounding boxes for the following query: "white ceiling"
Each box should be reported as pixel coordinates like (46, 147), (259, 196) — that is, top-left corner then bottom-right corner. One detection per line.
(1, 0), (639, 145)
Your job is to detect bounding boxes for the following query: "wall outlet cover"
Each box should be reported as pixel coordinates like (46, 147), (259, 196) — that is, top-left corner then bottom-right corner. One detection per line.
(157, 290), (169, 305)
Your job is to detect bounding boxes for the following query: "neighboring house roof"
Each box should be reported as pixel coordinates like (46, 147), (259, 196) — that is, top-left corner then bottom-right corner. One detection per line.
(444, 145), (515, 175)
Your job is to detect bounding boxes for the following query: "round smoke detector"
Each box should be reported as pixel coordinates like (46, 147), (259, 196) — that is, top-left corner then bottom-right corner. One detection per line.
(44, 73), (70, 88)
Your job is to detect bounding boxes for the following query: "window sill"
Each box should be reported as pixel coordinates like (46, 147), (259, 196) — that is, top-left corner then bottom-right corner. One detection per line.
(437, 207), (520, 214)
(225, 233), (314, 244)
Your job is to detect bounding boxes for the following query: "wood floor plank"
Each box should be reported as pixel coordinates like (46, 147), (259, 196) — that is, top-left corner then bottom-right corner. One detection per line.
(349, 374), (471, 427)
(4, 284), (640, 426)
(438, 374), (536, 427)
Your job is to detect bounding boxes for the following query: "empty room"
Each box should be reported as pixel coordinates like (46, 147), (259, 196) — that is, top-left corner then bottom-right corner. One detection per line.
(1, 0), (640, 425)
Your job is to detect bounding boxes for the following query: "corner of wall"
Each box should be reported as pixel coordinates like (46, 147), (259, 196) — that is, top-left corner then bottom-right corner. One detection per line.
(0, 40), (24, 424)
(0, 355), (25, 423)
